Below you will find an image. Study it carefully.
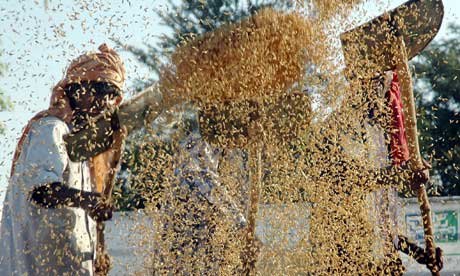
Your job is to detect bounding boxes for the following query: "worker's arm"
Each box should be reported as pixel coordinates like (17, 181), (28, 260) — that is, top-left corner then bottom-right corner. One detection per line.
(397, 235), (443, 270)
(177, 136), (247, 229)
(29, 182), (112, 221)
(374, 159), (431, 190)
(21, 119), (112, 221)
(323, 158), (430, 194)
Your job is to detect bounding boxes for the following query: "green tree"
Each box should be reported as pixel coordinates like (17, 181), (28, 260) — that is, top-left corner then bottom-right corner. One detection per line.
(413, 24), (460, 196)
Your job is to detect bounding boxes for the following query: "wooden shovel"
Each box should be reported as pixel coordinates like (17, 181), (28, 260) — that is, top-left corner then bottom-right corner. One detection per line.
(91, 129), (126, 276)
(340, 1), (444, 274)
(393, 34), (440, 276)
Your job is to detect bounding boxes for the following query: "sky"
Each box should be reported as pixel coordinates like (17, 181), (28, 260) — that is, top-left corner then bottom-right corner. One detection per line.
(0, 0), (459, 208)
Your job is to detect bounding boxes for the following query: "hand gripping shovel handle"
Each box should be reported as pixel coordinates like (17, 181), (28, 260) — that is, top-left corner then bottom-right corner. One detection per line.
(394, 35), (440, 276)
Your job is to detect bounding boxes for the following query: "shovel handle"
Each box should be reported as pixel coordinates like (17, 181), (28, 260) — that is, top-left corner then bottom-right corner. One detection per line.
(394, 36), (440, 276)
(243, 145), (263, 276)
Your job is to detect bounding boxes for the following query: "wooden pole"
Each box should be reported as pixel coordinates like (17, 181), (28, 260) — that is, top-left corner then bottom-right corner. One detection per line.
(92, 130), (126, 276)
(243, 144), (263, 276)
(394, 35), (440, 276)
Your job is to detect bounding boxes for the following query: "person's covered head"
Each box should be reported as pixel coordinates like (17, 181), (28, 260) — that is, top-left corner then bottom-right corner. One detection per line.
(49, 43), (125, 123)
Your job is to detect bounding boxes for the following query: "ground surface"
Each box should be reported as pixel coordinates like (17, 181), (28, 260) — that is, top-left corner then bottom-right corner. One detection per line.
(106, 208), (460, 275)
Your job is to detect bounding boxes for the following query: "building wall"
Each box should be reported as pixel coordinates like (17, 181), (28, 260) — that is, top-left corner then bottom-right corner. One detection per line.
(399, 196), (460, 275)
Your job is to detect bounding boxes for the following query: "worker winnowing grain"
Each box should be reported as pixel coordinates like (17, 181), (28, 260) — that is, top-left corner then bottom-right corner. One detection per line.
(303, 70), (443, 275)
(0, 44), (125, 276)
(152, 89), (312, 275)
(152, 105), (248, 275)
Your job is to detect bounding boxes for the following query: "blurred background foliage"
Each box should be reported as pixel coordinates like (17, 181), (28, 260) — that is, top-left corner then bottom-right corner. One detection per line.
(414, 23), (460, 196)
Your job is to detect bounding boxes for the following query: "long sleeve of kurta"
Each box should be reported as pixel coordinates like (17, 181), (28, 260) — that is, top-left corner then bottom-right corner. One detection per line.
(175, 134), (247, 229)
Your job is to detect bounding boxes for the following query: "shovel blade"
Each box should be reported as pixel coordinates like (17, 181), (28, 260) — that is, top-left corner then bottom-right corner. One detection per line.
(341, 0), (444, 77)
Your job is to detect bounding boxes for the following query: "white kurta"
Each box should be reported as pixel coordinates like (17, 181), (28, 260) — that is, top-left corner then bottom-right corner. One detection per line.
(156, 133), (248, 275)
(0, 116), (97, 276)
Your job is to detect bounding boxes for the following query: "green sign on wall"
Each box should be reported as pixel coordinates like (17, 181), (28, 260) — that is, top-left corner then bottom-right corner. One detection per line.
(433, 210), (458, 242)
(405, 210), (458, 243)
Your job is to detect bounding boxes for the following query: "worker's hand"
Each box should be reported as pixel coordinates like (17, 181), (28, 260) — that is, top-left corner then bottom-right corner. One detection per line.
(30, 182), (63, 208)
(411, 159), (431, 190)
(427, 246), (444, 273)
(436, 247), (444, 271)
(95, 249), (112, 275)
(240, 233), (263, 274)
(88, 200), (114, 222)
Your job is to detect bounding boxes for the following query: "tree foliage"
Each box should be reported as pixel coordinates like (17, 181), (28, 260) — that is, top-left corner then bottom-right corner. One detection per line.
(413, 24), (460, 196)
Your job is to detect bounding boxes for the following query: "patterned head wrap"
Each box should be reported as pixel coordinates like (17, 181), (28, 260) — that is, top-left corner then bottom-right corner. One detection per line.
(55, 43), (125, 92)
